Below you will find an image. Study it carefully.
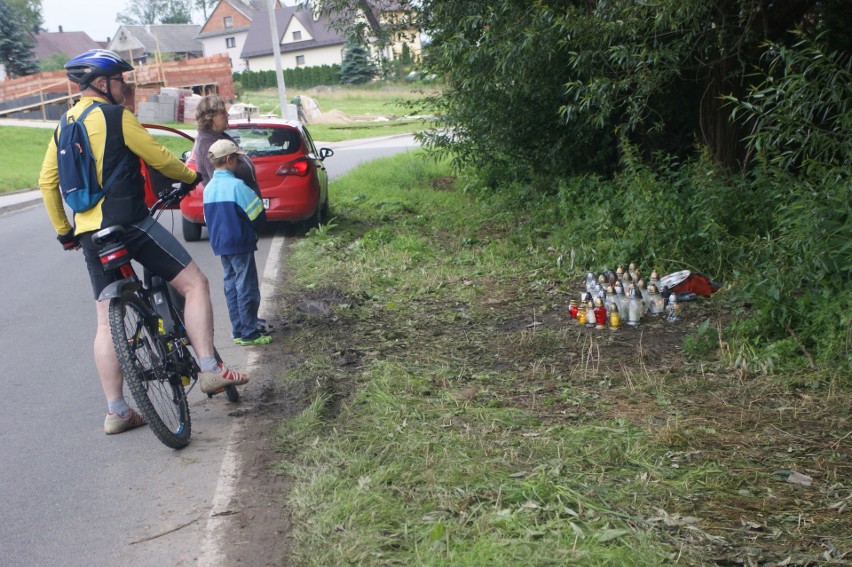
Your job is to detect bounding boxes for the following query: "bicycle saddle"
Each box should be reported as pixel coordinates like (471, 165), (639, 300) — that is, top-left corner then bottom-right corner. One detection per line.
(92, 225), (126, 247)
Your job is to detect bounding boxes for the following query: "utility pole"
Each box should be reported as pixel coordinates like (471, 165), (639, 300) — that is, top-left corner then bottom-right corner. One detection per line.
(268, 0), (288, 118)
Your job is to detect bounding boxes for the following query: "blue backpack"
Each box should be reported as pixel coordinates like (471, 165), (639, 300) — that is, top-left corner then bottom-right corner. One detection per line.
(54, 103), (125, 213)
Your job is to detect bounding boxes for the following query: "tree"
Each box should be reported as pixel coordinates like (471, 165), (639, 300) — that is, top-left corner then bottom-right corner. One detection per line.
(415, 1), (620, 178)
(117, 0), (193, 25)
(339, 39), (376, 84)
(0, 0), (39, 78)
(312, 0), (417, 52)
(414, 0), (850, 177)
(6, 0), (42, 33)
(39, 51), (70, 72)
(727, 32), (852, 171)
(194, 0), (215, 22)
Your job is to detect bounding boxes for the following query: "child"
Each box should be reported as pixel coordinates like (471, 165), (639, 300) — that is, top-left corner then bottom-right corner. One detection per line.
(202, 139), (271, 346)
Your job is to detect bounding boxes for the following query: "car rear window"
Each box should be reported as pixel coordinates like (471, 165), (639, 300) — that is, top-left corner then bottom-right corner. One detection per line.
(226, 127), (302, 157)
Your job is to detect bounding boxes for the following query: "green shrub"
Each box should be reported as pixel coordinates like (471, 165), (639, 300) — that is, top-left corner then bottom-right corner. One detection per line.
(683, 319), (718, 360)
(234, 65), (341, 91)
(459, 140), (849, 375)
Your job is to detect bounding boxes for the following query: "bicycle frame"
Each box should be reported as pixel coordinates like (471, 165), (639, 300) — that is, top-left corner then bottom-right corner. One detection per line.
(96, 188), (179, 302)
(92, 184), (238, 437)
(93, 189), (200, 389)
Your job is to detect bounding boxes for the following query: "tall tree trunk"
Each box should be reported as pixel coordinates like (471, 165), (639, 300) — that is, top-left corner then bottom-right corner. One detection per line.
(700, 55), (749, 171)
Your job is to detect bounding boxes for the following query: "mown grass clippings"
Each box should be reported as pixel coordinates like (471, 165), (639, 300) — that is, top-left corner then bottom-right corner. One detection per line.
(270, 152), (851, 566)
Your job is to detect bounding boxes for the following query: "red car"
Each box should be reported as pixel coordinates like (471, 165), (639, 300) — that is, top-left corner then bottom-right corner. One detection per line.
(141, 123), (195, 209)
(180, 118), (334, 241)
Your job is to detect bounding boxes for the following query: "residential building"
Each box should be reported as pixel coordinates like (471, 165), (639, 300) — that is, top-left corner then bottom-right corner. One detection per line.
(239, 3), (346, 72)
(32, 29), (104, 63)
(196, 0), (277, 72)
(108, 24), (203, 67)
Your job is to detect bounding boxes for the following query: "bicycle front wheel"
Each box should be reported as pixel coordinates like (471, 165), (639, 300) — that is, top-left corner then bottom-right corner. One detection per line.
(109, 295), (191, 449)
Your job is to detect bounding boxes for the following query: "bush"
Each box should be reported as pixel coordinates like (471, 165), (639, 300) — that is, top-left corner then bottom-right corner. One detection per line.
(459, 138), (850, 375)
(234, 65), (341, 91)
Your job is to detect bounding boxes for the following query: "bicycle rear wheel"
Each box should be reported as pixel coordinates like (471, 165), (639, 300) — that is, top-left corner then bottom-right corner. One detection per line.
(109, 295), (191, 449)
(224, 385), (240, 402)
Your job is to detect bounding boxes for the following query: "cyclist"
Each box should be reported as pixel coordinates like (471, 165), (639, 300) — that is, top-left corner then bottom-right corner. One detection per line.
(38, 49), (249, 435)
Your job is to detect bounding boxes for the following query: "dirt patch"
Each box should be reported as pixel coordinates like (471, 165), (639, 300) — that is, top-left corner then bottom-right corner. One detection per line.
(205, 273), (311, 565)
(430, 177), (456, 191)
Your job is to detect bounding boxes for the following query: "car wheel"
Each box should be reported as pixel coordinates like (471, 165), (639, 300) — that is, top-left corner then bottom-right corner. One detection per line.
(319, 198), (330, 224)
(182, 217), (202, 242)
(302, 205), (321, 233)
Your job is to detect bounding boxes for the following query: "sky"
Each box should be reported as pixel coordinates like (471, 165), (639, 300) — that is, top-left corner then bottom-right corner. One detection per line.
(40, 0), (301, 43)
(41, 0), (128, 42)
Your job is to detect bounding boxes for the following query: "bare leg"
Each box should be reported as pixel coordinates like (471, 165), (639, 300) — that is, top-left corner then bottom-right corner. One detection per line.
(95, 300), (124, 401)
(169, 260), (215, 360)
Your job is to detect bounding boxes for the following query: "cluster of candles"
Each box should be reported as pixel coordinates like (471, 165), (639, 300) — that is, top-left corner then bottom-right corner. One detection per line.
(568, 263), (681, 329)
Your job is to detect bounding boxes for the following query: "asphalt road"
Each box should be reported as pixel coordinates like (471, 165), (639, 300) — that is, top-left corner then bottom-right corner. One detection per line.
(0, 133), (418, 566)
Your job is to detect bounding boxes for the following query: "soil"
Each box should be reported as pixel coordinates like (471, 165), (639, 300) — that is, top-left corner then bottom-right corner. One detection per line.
(207, 358), (302, 566)
(214, 241), (850, 566)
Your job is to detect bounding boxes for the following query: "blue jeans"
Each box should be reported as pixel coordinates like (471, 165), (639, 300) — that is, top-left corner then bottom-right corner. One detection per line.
(220, 252), (261, 339)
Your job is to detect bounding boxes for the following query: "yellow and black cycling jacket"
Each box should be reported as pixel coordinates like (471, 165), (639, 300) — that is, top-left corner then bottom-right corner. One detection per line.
(38, 96), (197, 236)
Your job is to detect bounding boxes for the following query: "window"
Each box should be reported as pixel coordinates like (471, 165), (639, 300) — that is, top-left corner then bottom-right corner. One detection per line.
(225, 37), (236, 48)
(292, 30), (302, 41)
(296, 55), (305, 66)
(223, 16), (233, 28)
(303, 127), (318, 155)
(225, 126), (301, 155)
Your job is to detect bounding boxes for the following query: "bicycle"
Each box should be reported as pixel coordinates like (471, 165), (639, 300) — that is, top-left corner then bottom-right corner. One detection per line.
(92, 185), (238, 449)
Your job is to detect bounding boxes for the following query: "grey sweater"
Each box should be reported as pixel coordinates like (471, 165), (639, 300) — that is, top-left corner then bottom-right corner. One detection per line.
(194, 128), (261, 197)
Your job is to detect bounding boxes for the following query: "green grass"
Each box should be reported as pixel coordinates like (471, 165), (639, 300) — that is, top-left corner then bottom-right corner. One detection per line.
(274, 155), (689, 565)
(0, 126), (54, 192)
(271, 151), (850, 565)
(0, 126), (195, 193)
(239, 84), (433, 142)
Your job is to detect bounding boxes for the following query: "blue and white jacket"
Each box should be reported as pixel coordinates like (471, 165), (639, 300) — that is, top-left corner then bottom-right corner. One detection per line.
(202, 169), (266, 256)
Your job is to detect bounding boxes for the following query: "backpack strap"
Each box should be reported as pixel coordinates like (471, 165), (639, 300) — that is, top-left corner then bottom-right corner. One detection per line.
(54, 102), (99, 145)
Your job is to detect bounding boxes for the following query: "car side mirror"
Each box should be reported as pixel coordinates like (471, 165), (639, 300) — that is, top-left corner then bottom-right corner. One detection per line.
(319, 147), (334, 160)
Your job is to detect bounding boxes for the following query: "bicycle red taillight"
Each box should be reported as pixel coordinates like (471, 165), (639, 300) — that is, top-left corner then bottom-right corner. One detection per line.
(99, 243), (131, 272)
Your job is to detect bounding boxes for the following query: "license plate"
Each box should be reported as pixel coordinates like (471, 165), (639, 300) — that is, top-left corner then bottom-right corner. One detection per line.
(262, 198), (270, 209)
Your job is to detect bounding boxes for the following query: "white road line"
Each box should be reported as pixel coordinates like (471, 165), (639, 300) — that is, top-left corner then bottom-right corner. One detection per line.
(197, 232), (286, 565)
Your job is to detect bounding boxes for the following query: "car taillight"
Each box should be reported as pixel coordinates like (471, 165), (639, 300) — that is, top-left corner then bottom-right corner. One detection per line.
(276, 157), (310, 177)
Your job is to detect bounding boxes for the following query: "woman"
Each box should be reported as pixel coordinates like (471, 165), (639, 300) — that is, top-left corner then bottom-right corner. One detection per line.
(193, 94), (260, 197)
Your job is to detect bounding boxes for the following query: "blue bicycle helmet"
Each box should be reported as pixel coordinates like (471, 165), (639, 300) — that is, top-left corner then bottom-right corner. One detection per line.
(65, 49), (133, 88)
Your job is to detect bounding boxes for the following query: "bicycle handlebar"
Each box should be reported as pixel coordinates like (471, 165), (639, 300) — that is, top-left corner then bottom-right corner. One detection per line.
(149, 184), (187, 217)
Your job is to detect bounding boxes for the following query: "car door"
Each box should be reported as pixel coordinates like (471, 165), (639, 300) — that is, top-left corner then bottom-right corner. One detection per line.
(302, 126), (329, 207)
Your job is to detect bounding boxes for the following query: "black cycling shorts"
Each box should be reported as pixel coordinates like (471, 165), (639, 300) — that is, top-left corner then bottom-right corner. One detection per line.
(79, 216), (193, 300)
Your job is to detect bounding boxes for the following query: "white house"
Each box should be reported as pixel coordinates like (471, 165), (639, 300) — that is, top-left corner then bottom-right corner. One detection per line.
(239, 3), (346, 72)
(195, 0), (274, 72)
(197, 0), (421, 73)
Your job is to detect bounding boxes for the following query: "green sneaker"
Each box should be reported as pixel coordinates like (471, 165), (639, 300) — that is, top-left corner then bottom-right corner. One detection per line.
(236, 334), (272, 346)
